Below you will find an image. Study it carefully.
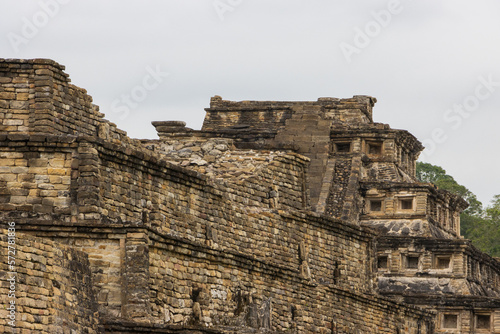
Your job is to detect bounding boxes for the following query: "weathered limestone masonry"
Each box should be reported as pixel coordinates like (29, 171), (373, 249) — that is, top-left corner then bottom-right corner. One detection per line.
(201, 95), (377, 222)
(0, 58), (496, 333)
(0, 231), (99, 333)
(0, 58), (436, 333)
(186, 95), (500, 332)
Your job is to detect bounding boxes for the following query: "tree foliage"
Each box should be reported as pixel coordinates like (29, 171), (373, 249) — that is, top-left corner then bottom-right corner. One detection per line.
(416, 162), (500, 257)
(416, 162), (482, 215)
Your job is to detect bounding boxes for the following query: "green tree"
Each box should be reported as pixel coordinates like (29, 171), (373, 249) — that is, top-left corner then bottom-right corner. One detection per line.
(416, 162), (500, 257)
(416, 162), (482, 215)
(480, 195), (500, 256)
(486, 195), (500, 222)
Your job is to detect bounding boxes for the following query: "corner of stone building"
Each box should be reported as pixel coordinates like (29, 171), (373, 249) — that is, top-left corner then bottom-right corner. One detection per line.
(0, 230), (100, 333)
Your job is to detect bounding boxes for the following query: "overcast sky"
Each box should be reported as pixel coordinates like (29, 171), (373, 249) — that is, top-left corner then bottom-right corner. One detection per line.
(1, 0), (500, 206)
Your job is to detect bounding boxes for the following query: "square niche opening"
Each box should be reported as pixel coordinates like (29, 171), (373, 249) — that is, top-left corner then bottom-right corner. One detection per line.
(370, 200), (383, 212)
(406, 256), (419, 269)
(367, 142), (382, 155)
(335, 142), (351, 153)
(400, 198), (414, 210)
(436, 256), (451, 269)
(443, 314), (458, 329)
(377, 256), (388, 269)
(476, 314), (491, 329)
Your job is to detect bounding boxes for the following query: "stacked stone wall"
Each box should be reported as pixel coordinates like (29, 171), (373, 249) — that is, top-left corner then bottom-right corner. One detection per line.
(324, 157), (363, 224)
(363, 161), (405, 182)
(0, 59), (134, 147)
(377, 237), (500, 298)
(1, 58), (469, 333)
(94, 139), (375, 291)
(148, 228), (433, 333)
(90, 138), (436, 331)
(360, 182), (465, 239)
(97, 140), (309, 225)
(325, 159), (352, 218)
(0, 60), (33, 133)
(202, 96), (375, 138)
(0, 133), (437, 332)
(50, 236), (124, 319)
(0, 231), (99, 333)
(0, 135), (76, 220)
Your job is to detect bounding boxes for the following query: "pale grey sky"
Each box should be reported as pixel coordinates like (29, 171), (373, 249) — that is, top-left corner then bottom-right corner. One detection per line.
(1, 0), (500, 206)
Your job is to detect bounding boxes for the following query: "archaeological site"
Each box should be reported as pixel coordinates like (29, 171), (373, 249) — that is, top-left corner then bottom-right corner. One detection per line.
(1, 58), (500, 333)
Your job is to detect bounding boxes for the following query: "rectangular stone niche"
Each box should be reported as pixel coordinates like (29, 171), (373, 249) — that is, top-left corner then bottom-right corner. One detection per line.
(335, 142), (351, 153)
(434, 255), (451, 269)
(476, 314), (491, 329)
(399, 198), (414, 211)
(367, 141), (383, 155)
(406, 255), (419, 269)
(442, 313), (458, 329)
(377, 256), (388, 269)
(369, 199), (383, 212)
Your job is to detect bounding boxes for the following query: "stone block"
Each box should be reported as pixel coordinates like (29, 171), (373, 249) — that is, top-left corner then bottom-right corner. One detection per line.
(0, 92), (15, 100)
(47, 168), (68, 176)
(10, 101), (28, 109)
